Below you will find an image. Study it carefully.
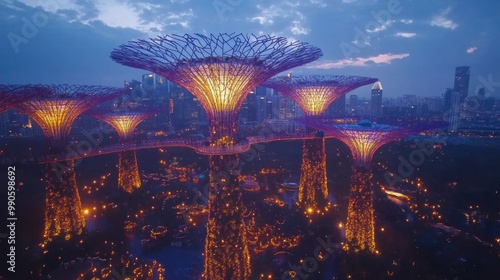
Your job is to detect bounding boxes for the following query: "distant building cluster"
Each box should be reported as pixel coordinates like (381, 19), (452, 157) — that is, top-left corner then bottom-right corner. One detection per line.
(1, 66), (500, 139)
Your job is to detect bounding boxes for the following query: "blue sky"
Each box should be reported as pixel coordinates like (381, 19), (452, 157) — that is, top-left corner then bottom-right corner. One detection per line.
(1, 0), (499, 98)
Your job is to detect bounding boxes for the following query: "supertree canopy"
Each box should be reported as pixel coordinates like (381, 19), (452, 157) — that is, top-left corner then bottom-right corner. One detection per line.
(90, 111), (156, 142)
(110, 33), (322, 146)
(15, 84), (125, 149)
(303, 119), (444, 167)
(263, 75), (378, 116)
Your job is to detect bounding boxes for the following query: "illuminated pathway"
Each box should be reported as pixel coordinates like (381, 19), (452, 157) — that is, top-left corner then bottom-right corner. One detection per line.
(264, 75), (377, 216)
(301, 119), (444, 253)
(36, 133), (317, 164)
(14, 84), (124, 241)
(110, 33), (322, 279)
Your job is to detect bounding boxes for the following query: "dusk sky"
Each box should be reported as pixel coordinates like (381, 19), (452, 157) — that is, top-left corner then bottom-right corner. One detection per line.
(1, 0), (499, 98)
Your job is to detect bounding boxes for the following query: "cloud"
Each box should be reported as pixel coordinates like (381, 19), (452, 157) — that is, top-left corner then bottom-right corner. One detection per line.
(13, 0), (193, 35)
(249, 2), (309, 36)
(430, 7), (458, 30)
(307, 53), (410, 69)
(395, 32), (416, 38)
(365, 19), (414, 34)
(466, 47), (478, 54)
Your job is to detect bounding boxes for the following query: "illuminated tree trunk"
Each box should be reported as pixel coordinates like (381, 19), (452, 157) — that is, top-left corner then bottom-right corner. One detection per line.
(204, 154), (250, 280)
(118, 150), (141, 193)
(297, 137), (329, 215)
(208, 112), (238, 147)
(44, 160), (85, 241)
(345, 166), (375, 253)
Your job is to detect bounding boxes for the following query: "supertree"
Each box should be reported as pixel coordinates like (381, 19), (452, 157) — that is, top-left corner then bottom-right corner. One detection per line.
(111, 33), (322, 280)
(90, 111), (157, 193)
(301, 119), (444, 253)
(263, 75), (377, 216)
(14, 84), (125, 241)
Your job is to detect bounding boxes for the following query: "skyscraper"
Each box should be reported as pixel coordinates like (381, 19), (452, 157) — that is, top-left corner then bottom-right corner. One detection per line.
(329, 95), (346, 117)
(448, 92), (461, 131)
(453, 66), (470, 102)
(370, 81), (383, 117)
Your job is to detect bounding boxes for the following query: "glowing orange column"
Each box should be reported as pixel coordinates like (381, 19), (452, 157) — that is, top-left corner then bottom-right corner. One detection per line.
(298, 137), (329, 215)
(204, 154), (250, 280)
(344, 166), (375, 252)
(43, 161), (85, 241)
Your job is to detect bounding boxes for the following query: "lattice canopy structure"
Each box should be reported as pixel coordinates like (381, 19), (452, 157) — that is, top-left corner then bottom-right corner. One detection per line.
(263, 75), (378, 116)
(90, 111), (156, 141)
(111, 33), (322, 146)
(0, 84), (38, 113)
(301, 119), (444, 167)
(14, 85), (125, 149)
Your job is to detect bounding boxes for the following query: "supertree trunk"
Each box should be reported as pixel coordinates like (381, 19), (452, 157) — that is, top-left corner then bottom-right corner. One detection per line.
(345, 166), (375, 253)
(118, 150), (141, 193)
(43, 160), (85, 241)
(204, 154), (250, 280)
(297, 137), (329, 215)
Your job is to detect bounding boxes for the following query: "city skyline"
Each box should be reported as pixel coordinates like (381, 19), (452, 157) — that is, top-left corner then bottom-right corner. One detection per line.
(1, 0), (500, 98)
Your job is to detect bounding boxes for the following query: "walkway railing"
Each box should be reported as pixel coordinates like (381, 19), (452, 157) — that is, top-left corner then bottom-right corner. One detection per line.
(3, 133), (320, 164)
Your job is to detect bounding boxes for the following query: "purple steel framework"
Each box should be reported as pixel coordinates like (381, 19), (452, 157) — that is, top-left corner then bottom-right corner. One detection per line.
(263, 75), (378, 116)
(300, 119), (445, 167)
(15, 84), (125, 149)
(110, 33), (322, 146)
(90, 110), (158, 142)
(0, 84), (40, 113)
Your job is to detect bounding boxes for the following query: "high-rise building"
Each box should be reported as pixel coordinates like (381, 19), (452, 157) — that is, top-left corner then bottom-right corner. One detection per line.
(448, 92), (461, 131)
(370, 81), (383, 117)
(142, 73), (168, 100)
(453, 66), (470, 102)
(350, 95), (358, 107)
(329, 95), (346, 117)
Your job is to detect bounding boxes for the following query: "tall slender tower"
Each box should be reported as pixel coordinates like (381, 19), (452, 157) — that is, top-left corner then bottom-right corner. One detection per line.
(370, 81), (383, 117)
(110, 33), (322, 279)
(264, 75), (377, 216)
(91, 111), (156, 192)
(300, 119), (443, 252)
(14, 85), (124, 241)
(453, 66), (470, 102)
